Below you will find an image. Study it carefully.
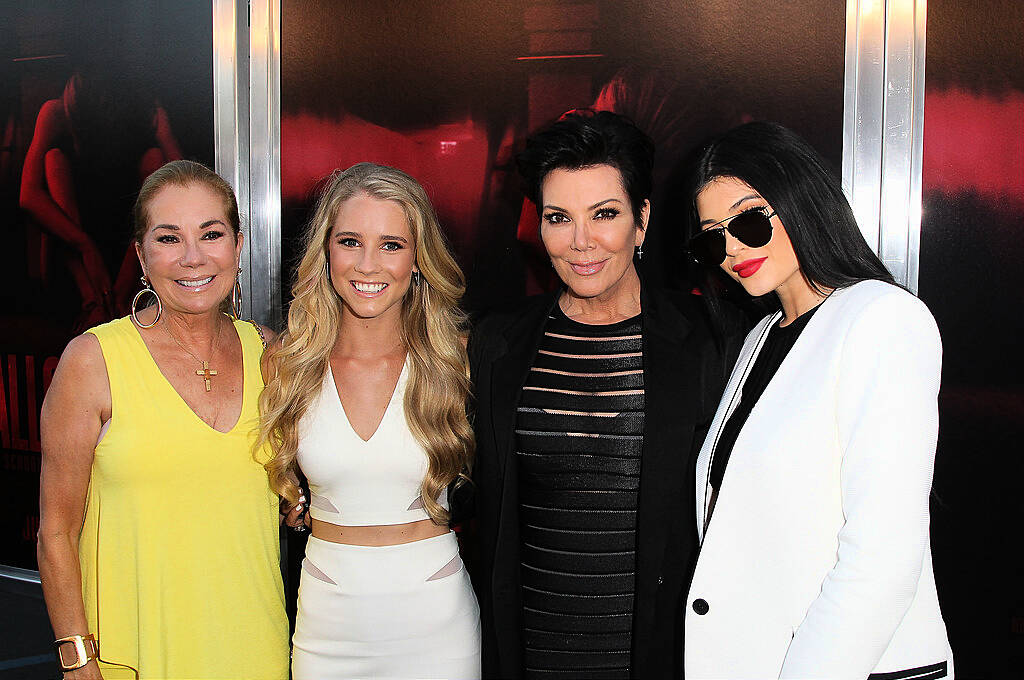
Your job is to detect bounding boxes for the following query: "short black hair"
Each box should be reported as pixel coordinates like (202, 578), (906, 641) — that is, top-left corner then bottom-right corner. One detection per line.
(516, 109), (655, 224)
(688, 121), (894, 294)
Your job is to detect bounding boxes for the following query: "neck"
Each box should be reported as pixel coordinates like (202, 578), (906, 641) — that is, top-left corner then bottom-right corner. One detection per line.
(775, 274), (830, 325)
(162, 309), (226, 347)
(559, 265), (642, 324)
(335, 307), (406, 359)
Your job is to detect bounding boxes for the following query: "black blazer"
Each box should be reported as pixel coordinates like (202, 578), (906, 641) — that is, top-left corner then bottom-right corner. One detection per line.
(467, 284), (746, 679)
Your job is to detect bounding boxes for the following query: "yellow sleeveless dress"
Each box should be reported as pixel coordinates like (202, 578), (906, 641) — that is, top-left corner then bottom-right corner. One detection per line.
(80, 316), (289, 679)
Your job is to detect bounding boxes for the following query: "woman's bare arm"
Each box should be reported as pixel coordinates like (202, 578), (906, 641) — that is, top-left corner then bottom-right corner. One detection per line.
(38, 333), (111, 678)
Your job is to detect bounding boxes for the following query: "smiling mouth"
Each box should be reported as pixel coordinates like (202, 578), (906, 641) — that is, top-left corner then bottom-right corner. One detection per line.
(352, 281), (388, 295)
(732, 257), (767, 278)
(567, 260), (608, 276)
(176, 275), (214, 289)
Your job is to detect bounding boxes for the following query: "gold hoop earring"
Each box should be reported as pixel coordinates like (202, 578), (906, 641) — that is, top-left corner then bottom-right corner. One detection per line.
(231, 267), (243, 319)
(131, 276), (162, 328)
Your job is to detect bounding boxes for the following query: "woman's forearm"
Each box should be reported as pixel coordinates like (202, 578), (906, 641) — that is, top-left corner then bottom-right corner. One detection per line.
(37, 530), (92, 639)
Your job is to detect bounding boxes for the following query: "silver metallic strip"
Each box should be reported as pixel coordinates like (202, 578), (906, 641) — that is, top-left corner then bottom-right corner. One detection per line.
(0, 565), (40, 584)
(842, 0), (886, 260)
(842, 0), (927, 293)
(248, 0), (283, 328)
(213, 0), (252, 318)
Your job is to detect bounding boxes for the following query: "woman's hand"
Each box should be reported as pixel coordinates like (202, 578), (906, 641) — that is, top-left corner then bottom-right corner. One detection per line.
(281, 495), (310, 531)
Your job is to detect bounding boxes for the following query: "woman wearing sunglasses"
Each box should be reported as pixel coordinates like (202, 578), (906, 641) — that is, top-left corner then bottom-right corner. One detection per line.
(683, 121), (953, 679)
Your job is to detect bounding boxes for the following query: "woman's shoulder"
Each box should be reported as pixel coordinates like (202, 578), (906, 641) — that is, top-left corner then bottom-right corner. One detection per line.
(85, 315), (137, 343)
(829, 280), (940, 350)
(834, 280), (935, 326)
(470, 293), (555, 338)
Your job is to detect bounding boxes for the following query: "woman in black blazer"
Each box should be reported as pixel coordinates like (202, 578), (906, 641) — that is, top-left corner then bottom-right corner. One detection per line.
(467, 111), (745, 679)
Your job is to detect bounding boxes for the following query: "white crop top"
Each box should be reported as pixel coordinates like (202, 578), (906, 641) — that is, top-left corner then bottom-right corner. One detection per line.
(296, 361), (448, 526)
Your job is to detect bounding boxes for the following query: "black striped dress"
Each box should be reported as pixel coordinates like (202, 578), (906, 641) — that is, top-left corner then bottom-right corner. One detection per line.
(516, 306), (644, 680)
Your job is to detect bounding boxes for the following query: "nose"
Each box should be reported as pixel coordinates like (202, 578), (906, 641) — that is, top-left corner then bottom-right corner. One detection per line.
(354, 245), (380, 274)
(722, 230), (744, 259)
(570, 221), (593, 252)
(180, 236), (207, 267)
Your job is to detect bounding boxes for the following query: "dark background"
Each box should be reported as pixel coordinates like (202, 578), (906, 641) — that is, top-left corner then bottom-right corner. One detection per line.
(918, 1), (1024, 677)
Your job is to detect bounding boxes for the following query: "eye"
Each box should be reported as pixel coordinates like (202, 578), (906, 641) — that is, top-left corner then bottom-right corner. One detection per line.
(381, 240), (405, 251)
(337, 237), (360, 247)
(543, 212), (570, 224)
(156, 234), (179, 244)
(201, 230), (226, 240)
(594, 207), (621, 220)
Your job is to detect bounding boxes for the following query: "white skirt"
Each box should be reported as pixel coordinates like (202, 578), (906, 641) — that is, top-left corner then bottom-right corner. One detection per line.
(292, 532), (481, 680)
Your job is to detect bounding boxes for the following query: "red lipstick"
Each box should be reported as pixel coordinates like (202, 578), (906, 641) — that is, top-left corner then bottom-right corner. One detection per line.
(732, 257), (767, 278)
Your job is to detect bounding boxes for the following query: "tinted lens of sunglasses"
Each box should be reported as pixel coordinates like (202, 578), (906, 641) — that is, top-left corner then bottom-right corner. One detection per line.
(728, 210), (773, 249)
(688, 229), (726, 266)
(688, 210), (774, 266)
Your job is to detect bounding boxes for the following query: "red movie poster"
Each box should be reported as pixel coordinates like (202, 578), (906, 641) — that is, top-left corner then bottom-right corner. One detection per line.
(0, 1), (215, 571)
(280, 1), (846, 312)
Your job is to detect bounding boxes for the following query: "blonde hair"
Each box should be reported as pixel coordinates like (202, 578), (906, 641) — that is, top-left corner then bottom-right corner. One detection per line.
(257, 163), (473, 524)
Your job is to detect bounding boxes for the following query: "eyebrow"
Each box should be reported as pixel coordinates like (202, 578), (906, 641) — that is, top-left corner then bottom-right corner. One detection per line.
(152, 219), (227, 231)
(335, 230), (409, 244)
(542, 198), (624, 213)
(698, 194), (763, 227)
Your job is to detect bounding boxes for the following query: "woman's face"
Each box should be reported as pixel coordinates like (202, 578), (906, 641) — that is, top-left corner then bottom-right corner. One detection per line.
(136, 182), (242, 317)
(695, 176), (804, 300)
(539, 164), (648, 301)
(328, 193), (417, 323)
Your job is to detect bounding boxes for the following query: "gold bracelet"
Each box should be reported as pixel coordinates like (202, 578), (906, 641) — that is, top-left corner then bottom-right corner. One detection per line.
(54, 633), (99, 671)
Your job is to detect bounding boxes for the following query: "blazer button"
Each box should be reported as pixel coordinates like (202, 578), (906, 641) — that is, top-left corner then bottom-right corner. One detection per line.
(692, 598), (709, 615)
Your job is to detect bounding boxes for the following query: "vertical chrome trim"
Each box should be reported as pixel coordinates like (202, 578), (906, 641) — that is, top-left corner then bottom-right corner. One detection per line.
(248, 0), (282, 328)
(843, 0), (886, 259)
(906, 0), (927, 293)
(213, 0), (253, 318)
(842, 0), (927, 292)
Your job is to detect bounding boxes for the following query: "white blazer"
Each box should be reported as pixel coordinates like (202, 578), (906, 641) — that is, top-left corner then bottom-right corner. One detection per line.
(685, 280), (954, 680)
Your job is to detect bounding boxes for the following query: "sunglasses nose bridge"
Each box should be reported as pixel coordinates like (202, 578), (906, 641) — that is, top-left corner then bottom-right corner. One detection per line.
(721, 227), (745, 256)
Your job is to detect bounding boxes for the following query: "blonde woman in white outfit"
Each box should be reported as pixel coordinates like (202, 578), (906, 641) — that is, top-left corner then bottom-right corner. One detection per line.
(258, 163), (480, 679)
(682, 123), (953, 680)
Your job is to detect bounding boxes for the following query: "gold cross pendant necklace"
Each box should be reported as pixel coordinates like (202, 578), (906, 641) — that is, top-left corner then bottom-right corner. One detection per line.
(166, 319), (224, 392)
(196, 361), (218, 392)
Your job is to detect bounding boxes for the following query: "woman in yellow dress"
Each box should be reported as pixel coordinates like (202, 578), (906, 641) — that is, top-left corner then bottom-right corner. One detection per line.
(37, 160), (290, 679)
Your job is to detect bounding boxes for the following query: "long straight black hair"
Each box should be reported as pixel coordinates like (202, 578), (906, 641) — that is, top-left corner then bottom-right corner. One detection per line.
(689, 121), (895, 299)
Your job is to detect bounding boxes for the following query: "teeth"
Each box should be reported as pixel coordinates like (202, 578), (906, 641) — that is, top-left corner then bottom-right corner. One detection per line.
(177, 276), (214, 287)
(353, 282), (387, 293)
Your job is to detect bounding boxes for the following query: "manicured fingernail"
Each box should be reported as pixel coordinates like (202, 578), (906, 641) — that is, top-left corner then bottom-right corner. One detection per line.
(299, 495), (306, 502)
(297, 504), (304, 511)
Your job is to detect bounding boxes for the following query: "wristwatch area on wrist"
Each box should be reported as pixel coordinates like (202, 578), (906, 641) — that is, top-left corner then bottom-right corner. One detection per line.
(54, 633), (99, 671)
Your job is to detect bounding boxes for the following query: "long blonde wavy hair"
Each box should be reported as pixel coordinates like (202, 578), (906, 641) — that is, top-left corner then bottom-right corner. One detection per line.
(257, 163), (473, 524)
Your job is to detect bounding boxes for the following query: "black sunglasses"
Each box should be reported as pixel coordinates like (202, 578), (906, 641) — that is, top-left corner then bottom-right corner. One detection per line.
(688, 207), (776, 266)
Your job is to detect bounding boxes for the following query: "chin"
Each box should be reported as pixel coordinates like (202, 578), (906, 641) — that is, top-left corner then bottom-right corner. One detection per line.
(735, 277), (777, 298)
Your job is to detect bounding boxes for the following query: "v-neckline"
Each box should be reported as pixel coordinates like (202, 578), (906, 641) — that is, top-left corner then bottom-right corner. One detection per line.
(327, 359), (406, 444)
(131, 318), (247, 435)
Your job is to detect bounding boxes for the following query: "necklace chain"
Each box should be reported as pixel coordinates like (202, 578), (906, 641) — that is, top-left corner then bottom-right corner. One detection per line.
(165, 317), (225, 392)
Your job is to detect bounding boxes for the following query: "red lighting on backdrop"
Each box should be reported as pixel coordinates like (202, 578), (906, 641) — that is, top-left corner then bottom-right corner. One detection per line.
(923, 88), (1024, 202)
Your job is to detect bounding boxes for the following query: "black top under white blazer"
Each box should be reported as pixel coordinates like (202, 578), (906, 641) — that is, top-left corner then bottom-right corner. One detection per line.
(686, 280), (954, 680)
(467, 284), (745, 679)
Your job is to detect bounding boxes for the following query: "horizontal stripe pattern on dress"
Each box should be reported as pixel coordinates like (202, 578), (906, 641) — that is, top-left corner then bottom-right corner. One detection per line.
(518, 310), (644, 679)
